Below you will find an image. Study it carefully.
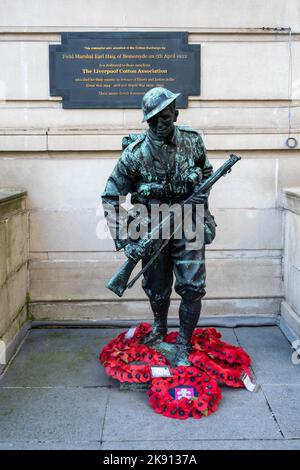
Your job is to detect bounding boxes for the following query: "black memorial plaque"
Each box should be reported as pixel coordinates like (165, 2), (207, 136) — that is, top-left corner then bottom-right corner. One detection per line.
(49, 32), (200, 108)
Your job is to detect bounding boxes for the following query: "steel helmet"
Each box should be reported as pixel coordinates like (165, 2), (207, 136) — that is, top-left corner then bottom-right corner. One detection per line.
(141, 87), (181, 122)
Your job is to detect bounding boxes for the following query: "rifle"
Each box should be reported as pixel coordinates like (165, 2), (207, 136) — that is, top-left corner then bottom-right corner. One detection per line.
(106, 154), (241, 297)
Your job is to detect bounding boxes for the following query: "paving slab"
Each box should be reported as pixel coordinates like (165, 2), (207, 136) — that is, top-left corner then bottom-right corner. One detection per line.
(263, 385), (300, 439)
(0, 327), (238, 388)
(0, 328), (125, 387)
(0, 387), (108, 443)
(101, 439), (300, 450)
(234, 326), (300, 385)
(102, 387), (282, 442)
(0, 441), (101, 450)
(0, 326), (297, 451)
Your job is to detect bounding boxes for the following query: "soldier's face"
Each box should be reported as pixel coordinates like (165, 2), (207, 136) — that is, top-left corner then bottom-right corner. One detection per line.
(148, 103), (178, 139)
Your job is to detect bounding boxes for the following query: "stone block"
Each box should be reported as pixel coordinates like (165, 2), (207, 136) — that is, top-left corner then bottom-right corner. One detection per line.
(0, 195), (26, 220)
(0, 42), (49, 100)
(286, 266), (300, 315)
(29, 253), (283, 301)
(235, 326), (300, 385)
(278, 159), (300, 191)
(0, 220), (7, 287)
(0, 284), (9, 337)
(212, 208), (282, 250)
(208, 158), (277, 209)
(203, 132), (300, 151)
(1, 106), (299, 135)
(47, 133), (122, 152)
(7, 264), (27, 322)
(0, 158), (116, 210)
(1, 1), (299, 32)
(29, 298), (280, 322)
(0, 134), (47, 152)
(0, 387), (108, 443)
(0, 328), (123, 387)
(29, 207), (282, 253)
(0, 157), (278, 212)
(0, 305), (27, 363)
(124, 106), (300, 133)
(6, 212), (28, 275)
(281, 301), (300, 338)
(285, 211), (300, 269)
(207, 255), (282, 299)
(263, 385), (300, 438)
(102, 387), (281, 441)
(28, 298), (280, 322)
(202, 41), (300, 100)
(1, 130), (298, 153)
(0, 108), (124, 129)
(29, 209), (115, 252)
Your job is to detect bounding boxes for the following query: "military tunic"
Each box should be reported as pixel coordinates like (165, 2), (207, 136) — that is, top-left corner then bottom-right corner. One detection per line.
(102, 125), (216, 303)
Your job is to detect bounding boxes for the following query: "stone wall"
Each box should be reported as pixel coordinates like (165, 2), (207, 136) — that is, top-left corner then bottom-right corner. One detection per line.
(0, 1), (299, 321)
(280, 189), (300, 338)
(0, 190), (28, 373)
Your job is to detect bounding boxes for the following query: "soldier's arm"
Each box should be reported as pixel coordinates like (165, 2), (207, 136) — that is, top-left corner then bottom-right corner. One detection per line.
(101, 150), (138, 250)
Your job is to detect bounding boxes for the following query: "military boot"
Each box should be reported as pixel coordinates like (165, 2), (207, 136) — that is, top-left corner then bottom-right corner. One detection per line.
(140, 298), (170, 346)
(174, 299), (201, 367)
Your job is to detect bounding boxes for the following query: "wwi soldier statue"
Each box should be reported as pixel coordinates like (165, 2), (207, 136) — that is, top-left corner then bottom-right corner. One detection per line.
(102, 87), (217, 366)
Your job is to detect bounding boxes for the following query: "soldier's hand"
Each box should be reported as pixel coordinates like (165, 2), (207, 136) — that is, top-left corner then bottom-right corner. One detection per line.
(124, 242), (146, 262)
(194, 192), (209, 205)
(203, 166), (213, 178)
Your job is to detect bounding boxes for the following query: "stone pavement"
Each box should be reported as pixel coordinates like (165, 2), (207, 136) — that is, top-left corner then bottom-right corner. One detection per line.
(0, 326), (299, 450)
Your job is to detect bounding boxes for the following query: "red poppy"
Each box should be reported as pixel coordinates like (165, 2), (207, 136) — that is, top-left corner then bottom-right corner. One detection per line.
(147, 367), (222, 420)
(99, 326), (170, 385)
(164, 331), (178, 343)
(99, 323), (252, 419)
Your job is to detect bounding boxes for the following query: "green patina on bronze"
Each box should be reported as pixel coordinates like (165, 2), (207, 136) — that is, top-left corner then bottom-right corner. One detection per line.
(102, 87), (240, 367)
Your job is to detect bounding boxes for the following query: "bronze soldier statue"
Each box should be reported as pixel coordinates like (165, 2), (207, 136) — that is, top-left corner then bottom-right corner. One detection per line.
(102, 87), (217, 366)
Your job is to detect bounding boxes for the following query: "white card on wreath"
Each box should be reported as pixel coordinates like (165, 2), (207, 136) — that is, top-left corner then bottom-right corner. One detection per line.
(150, 366), (172, 378)
(125, 326), (137, 339)
(241, 372), (260, 392)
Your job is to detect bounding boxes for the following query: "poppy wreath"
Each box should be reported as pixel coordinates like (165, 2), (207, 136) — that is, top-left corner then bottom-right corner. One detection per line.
(99, 324), (168, 384)
(192, 327), (251, 366)
(148, 366), (222, 420)
(190, 327), (252, 387)
(189, 350), (251, 388)
(164, 327), (252, 388)
(100, 323), (252, 388)
(99, 322), (152, 366)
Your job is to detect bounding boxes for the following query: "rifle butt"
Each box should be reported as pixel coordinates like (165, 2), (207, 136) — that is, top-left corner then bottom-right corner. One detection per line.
(106, 257), (138, 297)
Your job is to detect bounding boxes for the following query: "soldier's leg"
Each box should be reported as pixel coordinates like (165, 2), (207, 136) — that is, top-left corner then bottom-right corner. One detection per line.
(140, 246), (173, 345)
(172, 237), (206, 366)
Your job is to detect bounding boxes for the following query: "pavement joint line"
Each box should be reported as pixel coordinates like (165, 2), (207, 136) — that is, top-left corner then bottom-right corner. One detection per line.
(100, 389), (112, 446)
(260, 389), (285, 439)
(0, 440), (102, 444)
(0, 327), (31, 380)
(100, 438), (287, 442)
(233, 327), (285, 439)
(260, 383), (300, 386)
(0, 438), (294, 445)
(97, 400), (106, 446)
(0, 385), (114, 389)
